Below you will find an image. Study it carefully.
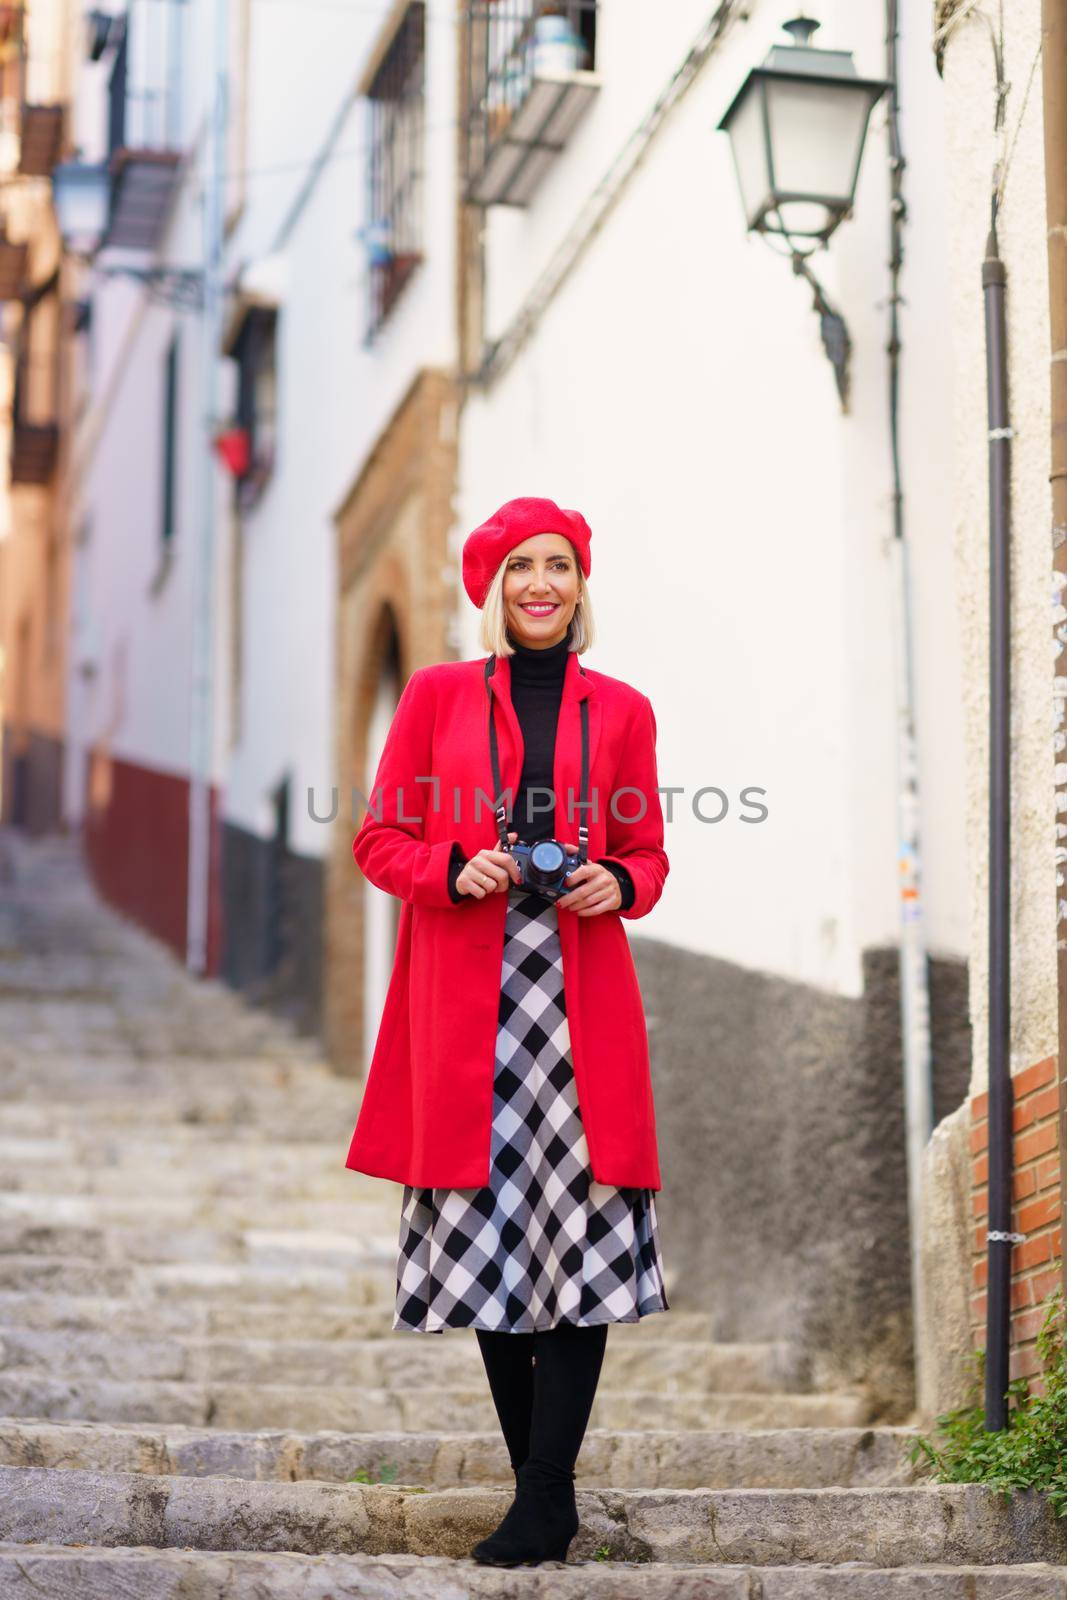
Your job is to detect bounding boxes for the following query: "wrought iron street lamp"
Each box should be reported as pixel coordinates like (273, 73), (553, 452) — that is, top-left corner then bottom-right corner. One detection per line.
(51, 159), (110, 256)
(717, 15), (889, 407)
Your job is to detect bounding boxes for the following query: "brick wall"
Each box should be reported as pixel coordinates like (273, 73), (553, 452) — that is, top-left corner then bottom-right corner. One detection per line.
(970, 1055), (1063, 1388)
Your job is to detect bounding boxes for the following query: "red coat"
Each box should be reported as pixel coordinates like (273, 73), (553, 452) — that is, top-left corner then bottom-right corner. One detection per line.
(344, 647), (669, 1189)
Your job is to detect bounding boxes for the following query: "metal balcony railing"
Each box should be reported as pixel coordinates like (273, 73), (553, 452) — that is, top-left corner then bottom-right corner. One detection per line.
(365, 1), (425, 337)
(105, 0), (185, 250)
(107, 0), (184, 157)
(0, 4), (65, 177)
(0, 223), (27, 300)
(11, 347), (59, 485)
(465, 0), (599, 207)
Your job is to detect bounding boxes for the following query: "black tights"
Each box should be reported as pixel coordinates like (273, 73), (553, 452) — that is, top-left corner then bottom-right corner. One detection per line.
(474, 1320), (608, 1480)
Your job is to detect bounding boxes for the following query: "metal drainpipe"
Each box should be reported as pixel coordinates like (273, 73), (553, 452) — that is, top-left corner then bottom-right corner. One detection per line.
(1041, 0), (1067, 1308)
(187, 0), (229, 974)
(982, 219), (1014, 1432)
(884, 0), (935, 1413)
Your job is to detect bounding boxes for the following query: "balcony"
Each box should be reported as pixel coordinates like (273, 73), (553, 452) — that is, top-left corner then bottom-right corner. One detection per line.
(465, 0), (600, 207)
(11, 348), (58, 484)
(0, 2), (64, 177)
(103, 0), (185, 251)
(18, 101), (62, 177)
(0, 0), (64, 176)
(0, 222), (27, 299)
(10, 267), (59, 485)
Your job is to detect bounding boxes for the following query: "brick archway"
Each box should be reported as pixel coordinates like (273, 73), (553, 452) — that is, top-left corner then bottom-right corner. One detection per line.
(324, 370), (459, 1072)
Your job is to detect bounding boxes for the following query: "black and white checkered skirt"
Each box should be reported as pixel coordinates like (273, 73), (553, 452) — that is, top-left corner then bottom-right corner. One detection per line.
(393, 883), (669, 1334)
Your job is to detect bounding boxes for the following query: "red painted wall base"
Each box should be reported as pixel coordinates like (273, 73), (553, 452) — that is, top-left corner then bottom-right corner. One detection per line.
(82, 749), (224, 978)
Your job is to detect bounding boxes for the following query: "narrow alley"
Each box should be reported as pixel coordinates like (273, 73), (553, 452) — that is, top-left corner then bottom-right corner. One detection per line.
(0, 827), (1062, 1594)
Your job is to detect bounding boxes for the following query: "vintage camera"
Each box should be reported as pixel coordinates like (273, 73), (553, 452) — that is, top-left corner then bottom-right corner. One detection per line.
(509, 838), (583, 901)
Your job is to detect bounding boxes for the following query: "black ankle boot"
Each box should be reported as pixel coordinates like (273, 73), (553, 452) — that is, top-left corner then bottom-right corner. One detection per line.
(470, 1459), (579, 1566)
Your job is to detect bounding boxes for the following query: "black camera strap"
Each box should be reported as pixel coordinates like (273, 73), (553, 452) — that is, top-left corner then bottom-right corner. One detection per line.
(484, 653), (589, 865)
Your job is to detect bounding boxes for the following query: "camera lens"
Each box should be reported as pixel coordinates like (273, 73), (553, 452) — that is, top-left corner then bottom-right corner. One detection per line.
(527, 840), (565, 889)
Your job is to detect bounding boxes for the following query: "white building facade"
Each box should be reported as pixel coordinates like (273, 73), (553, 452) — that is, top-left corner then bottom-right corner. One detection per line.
(452, 0), (968, 1409)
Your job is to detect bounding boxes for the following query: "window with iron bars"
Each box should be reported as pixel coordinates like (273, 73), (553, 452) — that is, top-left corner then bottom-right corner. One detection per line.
(233, 307), (278, 512)
(107, 0), (185, 157)
(465, 0), (597, 207)
(365, 1), (425, 338)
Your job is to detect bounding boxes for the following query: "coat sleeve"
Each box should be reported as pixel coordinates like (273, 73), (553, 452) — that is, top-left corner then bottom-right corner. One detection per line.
(352, 667), (462, 910)
(597, 693), (669, 920)
(599, 857), (636, 911)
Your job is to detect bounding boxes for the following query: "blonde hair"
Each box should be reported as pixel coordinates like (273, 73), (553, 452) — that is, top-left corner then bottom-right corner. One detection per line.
(478, 543), (596, 656)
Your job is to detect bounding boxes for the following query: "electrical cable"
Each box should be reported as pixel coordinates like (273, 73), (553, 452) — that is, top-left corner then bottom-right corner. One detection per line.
(473, 0), (747, 385)
(930, 0), (1018, 232)
(993, 37), (1043, 216)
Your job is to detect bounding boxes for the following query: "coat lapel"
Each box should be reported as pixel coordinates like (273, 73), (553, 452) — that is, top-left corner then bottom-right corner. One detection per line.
(487, 646), (601, 844)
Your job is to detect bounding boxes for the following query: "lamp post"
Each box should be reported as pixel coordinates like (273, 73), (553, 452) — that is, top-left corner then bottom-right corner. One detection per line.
(717, 15), (888, 408)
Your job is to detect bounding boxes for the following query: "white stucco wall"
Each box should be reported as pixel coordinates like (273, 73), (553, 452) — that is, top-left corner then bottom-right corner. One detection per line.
(938, 0), (1056, 1088)
(67, 0), (458, 865)
(455, 0), (967, 999)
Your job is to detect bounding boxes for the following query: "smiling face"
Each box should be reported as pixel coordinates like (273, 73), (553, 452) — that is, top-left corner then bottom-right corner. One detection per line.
(502, 533), (580, 649)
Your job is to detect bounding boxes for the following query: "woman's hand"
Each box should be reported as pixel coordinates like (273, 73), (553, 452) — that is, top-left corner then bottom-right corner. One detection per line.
(455, 832), (522, 898)
(555, 849), (623, 916)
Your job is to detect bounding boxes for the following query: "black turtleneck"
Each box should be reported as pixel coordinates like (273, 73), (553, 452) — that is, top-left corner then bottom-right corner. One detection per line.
(447, 619), (635, 909)
(506, 621), (571, 841)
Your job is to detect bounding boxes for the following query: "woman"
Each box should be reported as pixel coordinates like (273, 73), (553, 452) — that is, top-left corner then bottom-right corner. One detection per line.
(346, 495), (670, 1566)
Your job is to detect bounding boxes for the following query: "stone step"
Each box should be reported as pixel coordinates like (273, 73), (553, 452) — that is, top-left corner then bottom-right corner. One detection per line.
(0, 1291), (717, 1344)
(0, 1191), (399, 1233)
(3, 1547), (1065, 1600)
(0, 1373), (869, 1431)
(0, 1133), (364, 1167)
(0, 1086), (356, 1118)
(0, 1017), (323, 1061)
(0, 1219), (399, 1268)
(0, 1054), (338, 1095)
(0, 1469), (1062, 1564)
(0, 1255), (396, 1303)
(0, 1164), (358, 1201)
(0, 1105), (354, 1141)
(0, 1327), (805, 1394)
(0, 1418), (924, 1489)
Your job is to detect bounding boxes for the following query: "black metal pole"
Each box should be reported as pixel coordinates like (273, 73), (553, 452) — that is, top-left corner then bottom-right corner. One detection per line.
(982, 222), (1014, 1431)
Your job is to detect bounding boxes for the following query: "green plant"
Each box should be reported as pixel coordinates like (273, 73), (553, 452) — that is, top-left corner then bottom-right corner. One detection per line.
(593, 1544), (612, 1561)
(909, 1289), (1067, 1518)
(346, 1461), (400, 1485)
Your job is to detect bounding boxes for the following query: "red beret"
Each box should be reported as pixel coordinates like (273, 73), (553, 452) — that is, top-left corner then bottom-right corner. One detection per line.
(462, 496), (592, 608)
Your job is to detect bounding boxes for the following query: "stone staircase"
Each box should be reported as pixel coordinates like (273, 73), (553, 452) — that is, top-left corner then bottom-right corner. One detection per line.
(0, 825), (1064, 1596)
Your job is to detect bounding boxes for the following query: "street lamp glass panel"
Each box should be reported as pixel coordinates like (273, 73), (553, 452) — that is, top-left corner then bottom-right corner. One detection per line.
(765, 77), (880, 236)
(718, 20), (889, 245)
(726, 83), (773, 232)
(51, 161), (110, 254)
